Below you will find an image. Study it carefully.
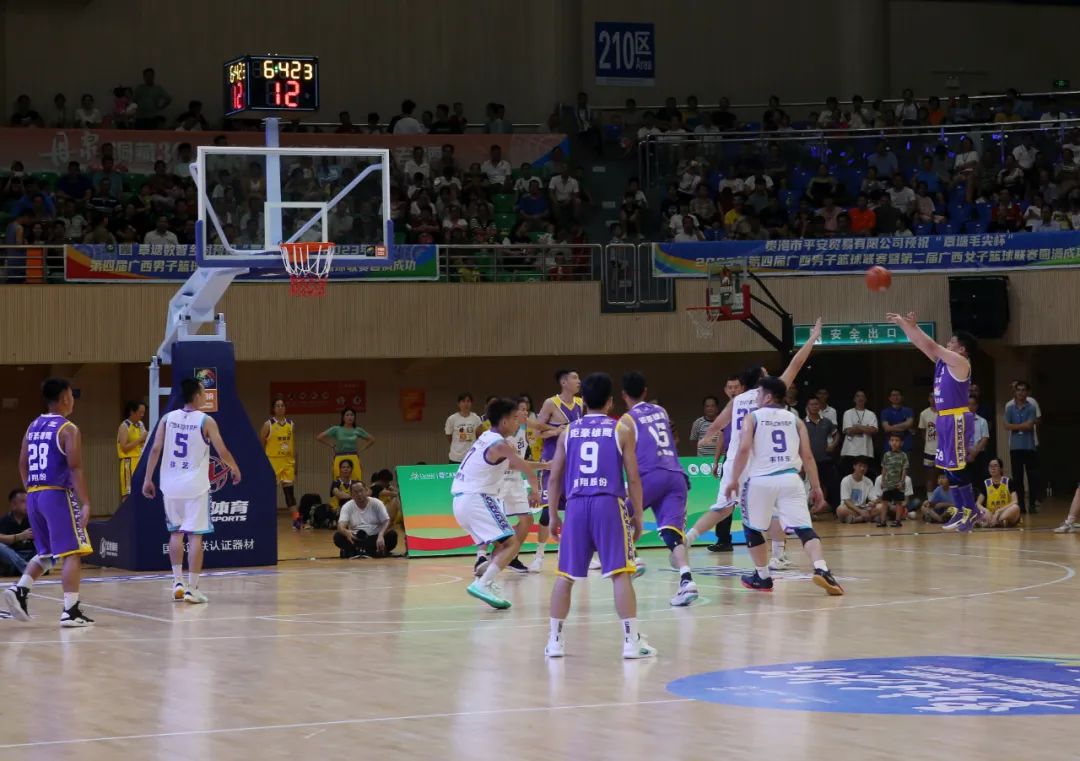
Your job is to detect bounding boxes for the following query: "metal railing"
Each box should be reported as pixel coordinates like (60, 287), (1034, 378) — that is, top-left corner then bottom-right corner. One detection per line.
(589, 89), (1080, 120)
(0, 244), (67, 283)
(436, 243), (602, 282)
(638, 118), (1080, 190)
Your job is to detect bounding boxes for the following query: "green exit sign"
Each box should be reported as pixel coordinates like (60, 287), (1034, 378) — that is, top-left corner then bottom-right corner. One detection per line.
(1053, 78), (1070, 90)
(795, 321), (936, 347)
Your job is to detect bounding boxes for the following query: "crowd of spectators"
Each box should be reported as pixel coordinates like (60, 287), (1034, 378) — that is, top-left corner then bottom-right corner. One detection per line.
(631, 90), (1080, 244)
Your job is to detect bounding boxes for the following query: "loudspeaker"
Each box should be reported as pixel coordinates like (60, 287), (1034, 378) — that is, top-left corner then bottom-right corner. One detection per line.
(948, 276), (1009, 339)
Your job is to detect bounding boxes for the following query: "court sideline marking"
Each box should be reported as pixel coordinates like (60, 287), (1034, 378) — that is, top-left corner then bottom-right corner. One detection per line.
(0, 698), (694, 750)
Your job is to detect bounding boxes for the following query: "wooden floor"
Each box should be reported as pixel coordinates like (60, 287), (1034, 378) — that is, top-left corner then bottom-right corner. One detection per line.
(2, 509), (1080, 761)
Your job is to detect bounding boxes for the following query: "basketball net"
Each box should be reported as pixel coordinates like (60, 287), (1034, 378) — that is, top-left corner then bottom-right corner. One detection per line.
(279, 241), (336, 298)
(687, 306), (726, 340)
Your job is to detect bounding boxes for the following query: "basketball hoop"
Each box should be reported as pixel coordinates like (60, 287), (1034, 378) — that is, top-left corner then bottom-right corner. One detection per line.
(686, 306), (728, 340)
(279, 241), (336, 298)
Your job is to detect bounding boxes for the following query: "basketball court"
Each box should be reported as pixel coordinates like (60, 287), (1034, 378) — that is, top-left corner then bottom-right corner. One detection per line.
(1, 516), (1078, 759)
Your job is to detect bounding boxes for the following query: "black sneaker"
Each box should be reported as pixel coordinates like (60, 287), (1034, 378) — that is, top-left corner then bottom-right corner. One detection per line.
(60, 603), (95, 628)
(474, 556), (489, 577)
(812, 568), (845, 596)
(707, 542), (734, 553)
(3, 585), (30, 621)
(507, 557), (529, 574)
(740, 571), (774, 592)
(888, 520), (902, 528)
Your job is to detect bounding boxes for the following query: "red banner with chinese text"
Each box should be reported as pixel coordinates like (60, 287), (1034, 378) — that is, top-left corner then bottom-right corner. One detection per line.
(270, 381), (366, 415)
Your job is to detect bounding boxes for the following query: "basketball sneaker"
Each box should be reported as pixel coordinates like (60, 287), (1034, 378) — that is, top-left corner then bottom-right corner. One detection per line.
(466, 580), (511, 610)
(3, 585), (30, 622)
(622, 634), (658, 659)
(740, 571), (774, 591)
(633, 558), (646, 578)
(589, 556), (602, 571)
(707, 541), (733, 552)
(184, 589), (209, 605)
(474, 556), (490, 577)
(527, 555), (544, 573)
(670, 580), (699, 607)
(769, 553), (794, 571)
(507, 558), (529, 574)
(291, 517), (302, 531)
(942, 507), (973, 531)
(1053, 521), (1079, 534)
(60, 603), (94, 627)
(544, 638), (566, 658)
(172, 581), (185, 601)
(812, 568), (845, 595)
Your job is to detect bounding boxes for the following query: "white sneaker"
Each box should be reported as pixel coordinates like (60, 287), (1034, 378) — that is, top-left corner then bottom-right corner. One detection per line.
(670, 580), (699, 607)
(633, 558), (646, 578)
(589, 556), (602, 571)
(172, 582), (185, 601)
(623, 635), (658, 659)
(1053, 521), (1078, 534)
(769, 553), (794, 571)
(184, 589), (208, 605)
(544, 639), (566, 658)
(528, 555), (544, 573)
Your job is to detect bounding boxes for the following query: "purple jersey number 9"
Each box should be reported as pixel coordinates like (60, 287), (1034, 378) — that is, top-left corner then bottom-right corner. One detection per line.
(771, 429), (786, 453)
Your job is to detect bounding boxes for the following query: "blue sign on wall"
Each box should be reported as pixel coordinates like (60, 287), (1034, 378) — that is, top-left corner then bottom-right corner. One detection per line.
(667, 656), (1080, 715)
(594, 22), (655, 86)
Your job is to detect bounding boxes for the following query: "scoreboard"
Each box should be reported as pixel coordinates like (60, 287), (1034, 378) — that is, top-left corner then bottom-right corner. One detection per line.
(224, 55), (319, 116)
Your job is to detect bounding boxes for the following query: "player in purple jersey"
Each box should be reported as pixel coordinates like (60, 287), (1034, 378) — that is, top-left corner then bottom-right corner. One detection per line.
(886, 312), (979, 532)
(620, 371), (698, 606)
(529, 368), (584, 572)
(545, 373), (656, 659)
(3, 378), (94, 627)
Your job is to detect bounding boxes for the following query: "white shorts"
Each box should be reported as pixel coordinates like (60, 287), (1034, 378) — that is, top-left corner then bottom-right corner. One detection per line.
(499, 487), (532, 517)
(743, 472), (812, 532)
(453, 493), (514, 545)
(711, 464), (747, 511)
(164, 493), (213, 535)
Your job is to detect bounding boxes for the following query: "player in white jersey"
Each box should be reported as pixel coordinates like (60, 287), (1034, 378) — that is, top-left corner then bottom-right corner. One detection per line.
(452, 397), (541, 609)
(685, 318), (822, 567)
(142, 378), (241, 604)
(724, 376), (843, 595)
(483, 398), (546, 576)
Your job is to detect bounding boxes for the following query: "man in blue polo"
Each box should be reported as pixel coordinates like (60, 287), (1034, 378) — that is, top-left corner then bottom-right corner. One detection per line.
(880, 388), (914, 456)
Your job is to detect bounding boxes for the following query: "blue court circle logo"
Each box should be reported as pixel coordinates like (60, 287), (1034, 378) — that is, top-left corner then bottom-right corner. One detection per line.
(667, 656), (1080, 715)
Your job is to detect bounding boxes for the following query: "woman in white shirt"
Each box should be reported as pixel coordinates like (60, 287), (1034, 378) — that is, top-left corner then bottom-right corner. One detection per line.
(74, 94), (102, 128)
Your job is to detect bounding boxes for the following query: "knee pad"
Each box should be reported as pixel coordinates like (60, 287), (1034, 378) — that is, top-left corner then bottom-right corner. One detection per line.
(539, 507), (550, 527)
(659, 527), (683, 551)
(744, 527), (766, 548)
(794, 527), (818, 545)
(33, 555), (55, 573)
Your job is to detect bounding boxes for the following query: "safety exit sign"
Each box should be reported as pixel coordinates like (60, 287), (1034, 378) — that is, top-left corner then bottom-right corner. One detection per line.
(795, 321), (936, 347)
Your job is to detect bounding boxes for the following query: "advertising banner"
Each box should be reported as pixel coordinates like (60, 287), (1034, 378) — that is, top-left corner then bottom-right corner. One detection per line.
(269, 380), (367, 414)
(398, 457), (743, 557)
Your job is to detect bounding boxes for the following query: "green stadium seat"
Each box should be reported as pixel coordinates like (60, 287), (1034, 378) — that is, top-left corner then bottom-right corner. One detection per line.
(33, 172), (59, 189)
(122, 173), (150, 192)
(494, 212), (516, 235)
(492, 194), (515, 214)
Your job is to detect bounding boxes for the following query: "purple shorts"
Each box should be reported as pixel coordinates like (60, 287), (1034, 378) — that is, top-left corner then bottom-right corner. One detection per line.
(557, 495), (635, 579)
(640, 469), (688, 535)
(935, 412), (969, 472)
(27, 488), (91, 559)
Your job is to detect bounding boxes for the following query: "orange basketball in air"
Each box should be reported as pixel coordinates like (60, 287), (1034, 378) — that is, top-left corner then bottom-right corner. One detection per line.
(865, 265), (892, 292)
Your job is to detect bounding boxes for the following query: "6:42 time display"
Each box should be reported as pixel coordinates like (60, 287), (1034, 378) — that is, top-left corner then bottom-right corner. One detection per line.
(224, 55), (320, 116)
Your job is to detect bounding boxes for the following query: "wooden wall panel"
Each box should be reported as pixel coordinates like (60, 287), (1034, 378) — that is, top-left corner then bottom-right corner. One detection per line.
(4, 270), (1080, 366)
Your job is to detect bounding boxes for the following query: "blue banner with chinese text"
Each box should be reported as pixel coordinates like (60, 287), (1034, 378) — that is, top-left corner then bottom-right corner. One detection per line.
(64, 243), (438, 282)
(652, 231), (1080, 277)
